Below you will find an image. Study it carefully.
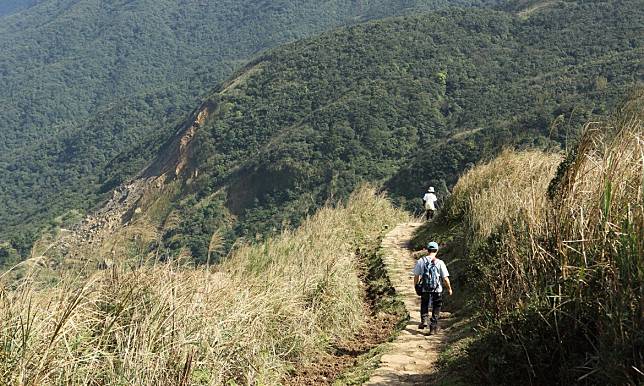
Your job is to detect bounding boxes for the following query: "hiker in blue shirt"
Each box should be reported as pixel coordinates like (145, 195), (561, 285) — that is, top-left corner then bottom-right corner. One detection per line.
(413, 241), (452, 334)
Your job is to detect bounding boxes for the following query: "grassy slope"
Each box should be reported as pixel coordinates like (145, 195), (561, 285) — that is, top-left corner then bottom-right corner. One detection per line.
(0, 187), (408, 385)
(413, 93), (643, 384)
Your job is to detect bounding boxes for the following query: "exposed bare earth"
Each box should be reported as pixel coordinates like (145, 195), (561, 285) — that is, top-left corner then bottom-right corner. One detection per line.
(365, 222), (454, 385)
(284, 313), (400, 385)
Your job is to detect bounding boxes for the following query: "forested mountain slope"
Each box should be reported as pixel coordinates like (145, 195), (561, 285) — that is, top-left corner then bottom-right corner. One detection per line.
(0, 0), (40, 16)
(0, 0), (501, 254)
(147, 0), (640, 262)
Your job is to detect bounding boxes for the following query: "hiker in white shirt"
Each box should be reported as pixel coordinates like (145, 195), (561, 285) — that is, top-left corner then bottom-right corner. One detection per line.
(422, 187), (438, 221)
(413, 241), (452, 334)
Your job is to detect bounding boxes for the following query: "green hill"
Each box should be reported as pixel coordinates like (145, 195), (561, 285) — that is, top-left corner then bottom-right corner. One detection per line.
(0, 0), (501, 255)
(145, 1), (642, 263)
(0, 0), (40, 16)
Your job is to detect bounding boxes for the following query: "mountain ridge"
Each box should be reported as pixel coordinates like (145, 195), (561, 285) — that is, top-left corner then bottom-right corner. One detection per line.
(19, 1), (642, 270)
(1, 0), (510, 254)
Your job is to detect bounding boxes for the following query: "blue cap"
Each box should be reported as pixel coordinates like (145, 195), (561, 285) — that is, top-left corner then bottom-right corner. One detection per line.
(427, 241), (439, 251)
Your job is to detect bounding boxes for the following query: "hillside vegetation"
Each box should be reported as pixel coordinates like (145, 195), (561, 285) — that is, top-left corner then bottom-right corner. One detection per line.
(417, 93), (643, 384)
(0, 0), (39, 16)
(0, 0), (497, 255)
(0, 187), (407, 385)
(146, 1), (643, 263)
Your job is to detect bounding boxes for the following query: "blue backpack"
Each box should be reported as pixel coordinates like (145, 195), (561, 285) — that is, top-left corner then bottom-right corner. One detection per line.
(421, 257), (440, 293)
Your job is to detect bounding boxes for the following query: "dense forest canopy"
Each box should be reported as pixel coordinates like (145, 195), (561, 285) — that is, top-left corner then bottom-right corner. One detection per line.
(156, 1), (642, 262)
(0, 0), (503, 255)
(0, 0), (40, 16)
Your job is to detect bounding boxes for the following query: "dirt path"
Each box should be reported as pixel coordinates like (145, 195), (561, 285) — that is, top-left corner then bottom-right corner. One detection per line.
(364, 222), (454, 385)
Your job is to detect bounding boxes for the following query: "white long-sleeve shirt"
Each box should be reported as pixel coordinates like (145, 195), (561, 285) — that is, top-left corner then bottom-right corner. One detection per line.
(423, 192), (437, 210)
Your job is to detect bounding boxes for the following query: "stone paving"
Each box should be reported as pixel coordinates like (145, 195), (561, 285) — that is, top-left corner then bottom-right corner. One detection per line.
(364, 222), (453, 386)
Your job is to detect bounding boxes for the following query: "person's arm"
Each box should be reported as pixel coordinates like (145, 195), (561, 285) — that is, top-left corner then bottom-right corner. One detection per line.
(440, 261), (453, 295)
(413, 259), (423, 285)
(443, 276), (453, 295)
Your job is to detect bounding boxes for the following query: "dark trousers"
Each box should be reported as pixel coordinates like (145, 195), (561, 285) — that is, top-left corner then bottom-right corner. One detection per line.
(425, 209), (434, 220)
(420, 292), (443, 327)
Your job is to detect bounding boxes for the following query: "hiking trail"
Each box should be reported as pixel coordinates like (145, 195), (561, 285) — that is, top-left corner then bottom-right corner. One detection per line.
(364, 222), (454, 385)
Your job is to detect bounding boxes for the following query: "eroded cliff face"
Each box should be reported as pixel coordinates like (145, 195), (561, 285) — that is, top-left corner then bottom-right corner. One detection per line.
(142, 61), (264, 180)
(32, 63), (266, 272)
(43, 101), (213, 270)
(142, 100), (216, 179)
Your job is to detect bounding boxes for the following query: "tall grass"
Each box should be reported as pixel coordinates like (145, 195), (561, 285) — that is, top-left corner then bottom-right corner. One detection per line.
(0, 186), (407, 385)
(444, 150), (563, 314)
(542, 107), (643, 384)
(442, 94), (643, 384)
(446, 149), (562, 244)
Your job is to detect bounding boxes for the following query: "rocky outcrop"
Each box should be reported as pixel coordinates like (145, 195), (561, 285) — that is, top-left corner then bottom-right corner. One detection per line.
(50, 177), (158, 268)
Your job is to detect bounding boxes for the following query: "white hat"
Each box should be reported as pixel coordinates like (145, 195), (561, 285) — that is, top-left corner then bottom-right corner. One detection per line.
(427, 187), (435, 192)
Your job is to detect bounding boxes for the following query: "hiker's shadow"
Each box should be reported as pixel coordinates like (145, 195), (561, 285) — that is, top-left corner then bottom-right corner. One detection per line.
(402, 327), (429, 336)
(366, 373), (437, 385)
(368, 361), (459, 385)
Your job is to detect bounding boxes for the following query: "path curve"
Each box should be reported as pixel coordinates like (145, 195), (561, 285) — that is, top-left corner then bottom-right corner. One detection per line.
(364, 222), (453, 385)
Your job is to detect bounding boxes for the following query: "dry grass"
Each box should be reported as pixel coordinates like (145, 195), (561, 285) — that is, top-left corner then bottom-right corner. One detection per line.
(0, 186), (407, 385)
(540, 105), (643, 382)
(443, 91), (643, 383)
(446, 149), (562, 244)
(443, 149), (563, 316)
